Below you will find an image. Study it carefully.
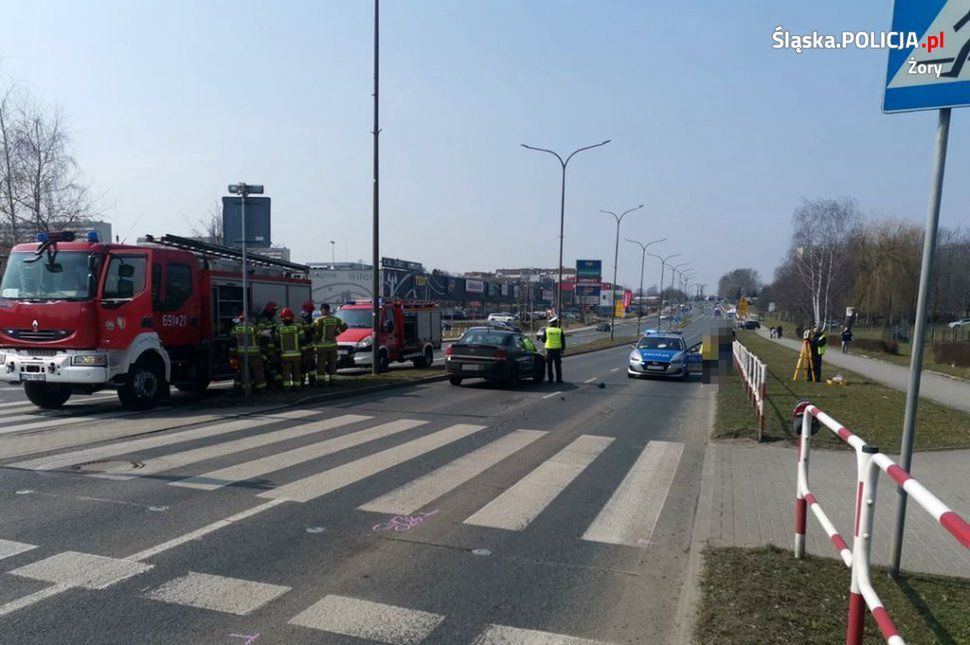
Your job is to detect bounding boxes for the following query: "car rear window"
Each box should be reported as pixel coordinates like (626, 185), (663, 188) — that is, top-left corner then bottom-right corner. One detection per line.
(637, 336), (684, 350)
(460, 331), (510, 346)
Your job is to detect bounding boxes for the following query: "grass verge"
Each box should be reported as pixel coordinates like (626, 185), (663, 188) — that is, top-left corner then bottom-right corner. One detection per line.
(694, 545), (970, 645)
(713, 331), (970, 450)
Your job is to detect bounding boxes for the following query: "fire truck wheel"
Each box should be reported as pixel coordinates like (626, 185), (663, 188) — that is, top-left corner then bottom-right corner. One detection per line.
(118, 356), (165, 410)
(449, 376), (462, 386)
(413, 346), (434, 369)
(23, 382), (71, 409)
(376, 349), (390, 373)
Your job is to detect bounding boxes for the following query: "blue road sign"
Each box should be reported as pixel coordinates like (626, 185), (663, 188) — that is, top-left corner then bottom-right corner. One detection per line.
(884, 0), (970, 113)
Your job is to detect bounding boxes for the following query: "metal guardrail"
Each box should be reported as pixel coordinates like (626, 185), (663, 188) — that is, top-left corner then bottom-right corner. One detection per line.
(793, 402), (970, 645)
(732, 341), (766, 442)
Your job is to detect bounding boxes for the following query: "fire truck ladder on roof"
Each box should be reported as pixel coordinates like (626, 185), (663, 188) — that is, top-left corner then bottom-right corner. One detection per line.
(144, 234), (309, 276)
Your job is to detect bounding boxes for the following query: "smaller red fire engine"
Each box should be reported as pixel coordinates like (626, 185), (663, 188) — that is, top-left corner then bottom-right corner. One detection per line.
(335, 300), (441, 372)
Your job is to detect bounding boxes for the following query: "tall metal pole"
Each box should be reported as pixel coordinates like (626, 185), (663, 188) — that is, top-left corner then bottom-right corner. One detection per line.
(889, 107), (951, 578)
(521, 140), (611, 315)
(371, 0), (381, 375)
(649, 252), (680, 331)
(240, 189), (250, 395)
(636, 247), (645, 335)
(601, 205), (643, 341)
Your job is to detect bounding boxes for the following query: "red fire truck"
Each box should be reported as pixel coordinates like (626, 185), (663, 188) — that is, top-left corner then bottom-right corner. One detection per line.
(0, 231), (311, 410)
(335, 300), (441, 372)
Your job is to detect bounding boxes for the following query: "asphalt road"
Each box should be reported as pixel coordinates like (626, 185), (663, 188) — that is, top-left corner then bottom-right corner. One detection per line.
(0, 314), (714, 644)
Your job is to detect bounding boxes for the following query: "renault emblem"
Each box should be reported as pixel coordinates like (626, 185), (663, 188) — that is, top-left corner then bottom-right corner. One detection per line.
(31, 320), (39, 332)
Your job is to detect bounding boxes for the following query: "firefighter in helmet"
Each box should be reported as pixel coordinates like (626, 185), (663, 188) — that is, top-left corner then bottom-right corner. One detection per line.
(231, 311), (266, 392)
(300, 300), (317, 386)
(313, 303), (347, 385)
(257, 301), (283, 389)
(275, 307), (304, 391)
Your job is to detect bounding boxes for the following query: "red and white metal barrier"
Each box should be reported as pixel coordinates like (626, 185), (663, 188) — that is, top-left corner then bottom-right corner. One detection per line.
(793, 402), (970, 645)
(732, 340), (767, 441)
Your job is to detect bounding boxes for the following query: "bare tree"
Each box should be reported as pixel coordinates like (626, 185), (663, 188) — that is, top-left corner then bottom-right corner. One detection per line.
(0, 76), (95, 248)
(789, 198), (862, 330)
(191, 200), (223, 245)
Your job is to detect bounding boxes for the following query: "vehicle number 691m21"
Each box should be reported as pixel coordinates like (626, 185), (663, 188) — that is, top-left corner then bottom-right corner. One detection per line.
(161, 314), (188, 327)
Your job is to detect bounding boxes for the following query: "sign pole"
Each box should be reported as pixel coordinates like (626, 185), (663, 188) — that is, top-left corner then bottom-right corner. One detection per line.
(889, 107), (951, 579)
(240, 189), (250, 396)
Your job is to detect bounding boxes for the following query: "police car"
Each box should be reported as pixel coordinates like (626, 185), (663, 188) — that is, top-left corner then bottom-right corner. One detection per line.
(627, 329), (702, 380)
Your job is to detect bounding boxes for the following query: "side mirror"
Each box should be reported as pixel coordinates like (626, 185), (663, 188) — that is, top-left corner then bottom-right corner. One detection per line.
(119, 264), (135, 278)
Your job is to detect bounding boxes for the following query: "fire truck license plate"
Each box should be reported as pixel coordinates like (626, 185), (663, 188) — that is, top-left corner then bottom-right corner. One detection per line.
(20, 372), (46, 382)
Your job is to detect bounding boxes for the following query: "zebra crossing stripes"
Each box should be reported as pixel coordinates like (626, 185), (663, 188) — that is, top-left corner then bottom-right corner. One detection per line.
(259, 424), (487, 503)
(289, 594), (445, 644)
(359, 430), (546, 515)
(146, 571), (290, 616)
(92, 414), (371, 481)
(7, 408), (325, 471)
(0, 539), (36, 561)
(464, 434), (614, 531)
(172, 418), (428, 491)
(580, 440), (684, 547)
(471, 624), (616, 644)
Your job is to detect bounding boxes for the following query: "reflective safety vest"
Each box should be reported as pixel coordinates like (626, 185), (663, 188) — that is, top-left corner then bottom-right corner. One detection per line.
(544, 326), (563, 350)
(817, 333), (828, 355)
(314, 315), (346, 349)
(276, 324), (303, 358)
(232, 324), (260, 355)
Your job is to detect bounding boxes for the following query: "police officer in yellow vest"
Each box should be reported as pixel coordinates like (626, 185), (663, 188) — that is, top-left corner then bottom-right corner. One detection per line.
(231, 311), (267, 392)
(313, 303), (348, 385)
(275, 307), (303, 391)
(543, 316), (565, 383)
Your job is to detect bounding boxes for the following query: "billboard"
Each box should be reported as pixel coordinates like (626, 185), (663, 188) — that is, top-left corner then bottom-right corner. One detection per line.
(465, 279), (484, 294)
(576, 259), (602, 305)
(222, 196), (271, 248)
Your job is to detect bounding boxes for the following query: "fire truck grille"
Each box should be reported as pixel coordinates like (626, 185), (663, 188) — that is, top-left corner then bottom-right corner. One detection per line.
(3, 329), (72, 342)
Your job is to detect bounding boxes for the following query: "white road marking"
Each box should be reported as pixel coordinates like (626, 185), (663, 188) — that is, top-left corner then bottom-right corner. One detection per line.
(471, 624), (616, 644)
(9, 551), (152, 590)
(289, 594), (445, 644)
(0, 583), (72, 619)
(259, 424), (487, 503)
(126, 499), (288, 562)
(464, 434), (613, 531)
(146, 571), (290, 615)
(8, 408), (324, 471)
(94, 414), (371, 481)
(0, 538), (37, 561)
(583, 378), (597, 384)
(0, 410), (138, 436)
(359, 430), (546, 514)
(581, 440), (684, 547)
(173, 419), (427, 491)
(610, 368), (620, 373)
(541, 391), (562, 399)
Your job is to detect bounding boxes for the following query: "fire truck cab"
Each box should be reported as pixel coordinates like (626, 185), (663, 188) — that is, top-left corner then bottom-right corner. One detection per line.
(0, 232), (310, 410)
(335, 300), (441, 372)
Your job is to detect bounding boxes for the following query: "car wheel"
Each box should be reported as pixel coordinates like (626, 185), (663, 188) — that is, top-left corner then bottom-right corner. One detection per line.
(118, 356), (165, 410)
(508, 364), (521, 387)
(533, 359), (545, 383)
(23, 382), (71, 409)
(376, 349), (390, 373)
(449, 376), (462, 386)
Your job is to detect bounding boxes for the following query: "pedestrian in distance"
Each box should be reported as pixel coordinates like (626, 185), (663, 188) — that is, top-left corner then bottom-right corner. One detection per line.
(544, 316), (565, 383)
(313, 303), (348, 385)
(776, 325), (783, 339)
(841, 326), (853, 354)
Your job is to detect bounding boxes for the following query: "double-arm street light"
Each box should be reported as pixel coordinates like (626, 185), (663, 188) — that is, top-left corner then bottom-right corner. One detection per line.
(600, 205), (643, 340)
(671, 261), (691, 301)
(647, 252), (681, 330)
(626, 237), (666, 336)
(521, 140), (611, 313)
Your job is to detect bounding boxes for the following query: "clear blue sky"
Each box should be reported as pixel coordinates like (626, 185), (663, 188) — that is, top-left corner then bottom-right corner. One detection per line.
(3, 0), (969, 293)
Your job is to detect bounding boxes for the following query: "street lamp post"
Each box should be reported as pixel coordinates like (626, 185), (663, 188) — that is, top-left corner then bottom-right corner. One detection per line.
(227, 182), (264, 396)
(521, 140), (611, 315)
(600, 205), (643, 340)
(330, 240), (336, 268)
(671, 262), (691, 303)
(371, 0), (381, 375)
(626, 237), (666, 337)
(647, 252), (681, 330)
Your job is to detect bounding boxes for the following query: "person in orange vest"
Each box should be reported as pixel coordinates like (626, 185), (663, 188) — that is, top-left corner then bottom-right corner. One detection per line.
(275, 307), (304, 391)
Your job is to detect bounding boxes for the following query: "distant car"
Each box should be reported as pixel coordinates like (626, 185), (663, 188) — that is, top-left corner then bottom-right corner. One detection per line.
(487, 312), (516, 324)
(490, 321), (521, 332)
(628, 331), (701, 380)
(742, 320), (760, 330)
(595, 322), (611, 332)
(947, 318), (970, 329)
(446, 327), (545, 386)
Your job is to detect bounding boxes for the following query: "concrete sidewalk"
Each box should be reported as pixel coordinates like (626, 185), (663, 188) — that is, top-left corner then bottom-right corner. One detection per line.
(696, 441), (970, 578)
(756, 328), (970, 413)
